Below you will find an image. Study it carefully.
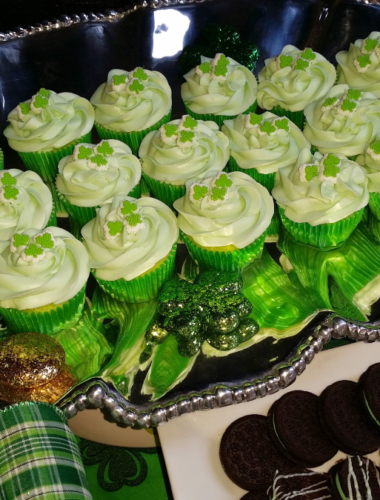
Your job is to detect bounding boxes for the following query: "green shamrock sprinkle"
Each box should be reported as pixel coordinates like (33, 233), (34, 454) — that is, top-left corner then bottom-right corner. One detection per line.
(129, 79), (144, 94)
(192, 185), (209, 201)
(19, 102), (31, 115)
(346, 89), (362, 100)
(323, 154), (340, 178)
(305, 165), (319, 181)
(133, 68), (148, 81)
(341, 99), (357, 113)
(182, 116), (198, 130)
(294, 58), (310, 71)
(112, 74), (127, 86)
(96, 141), (114, 156)
(275, 118), (290, 132)
(24, 244), (44, 259)
(12, 234), (30, 248)
(250, 113), (263, 126)
(214, 173), (232, 189)
(179, 130), (195, 143)
(32, 94), (49, 109)
(38, 88), (51, 98)
(279, 55), (293, 68)
(164, 124), (178, 137)
(3, 186), (19, 200)
(322, 96), (338, 108)
(120, 200), (138, 216)
(301, 48), (316, 60)
(214, 54), (229, 77)
(364, 38), (378, 52)
(211, 187), (227, 202)
(77, 145), (93, 160)
(126, 213), (143, 227)
(107, 221), (124, 237)
(89, 154), (108, 168)
(35, 232), (54, 249)
(259, 121), (276, 135)
(357, 54), (371, 68)
(199, 62), (211, 74)
(370, 140), (380, 155)
(0, 173), (16, 187)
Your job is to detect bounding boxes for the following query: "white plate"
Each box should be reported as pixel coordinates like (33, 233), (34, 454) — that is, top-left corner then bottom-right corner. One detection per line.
(158, 341), (380, 500)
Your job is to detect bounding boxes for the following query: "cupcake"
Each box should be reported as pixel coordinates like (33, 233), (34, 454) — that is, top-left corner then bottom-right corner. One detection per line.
(81, 195), (178, 303)
(357, 135), (380, 221)
(4, 88), (94, 183)
(181, 53), (258, 127)
(56, 139), (141, 228)
(272, 148), (369, 249)
(90, 68), (172, 155)
(304, 84), (380, 159)
(139, 115), (230, 207)
(222, 112), (310, 191)
(0, 169), (56, 241)
(336, 32), (380, 97)
(173, 171), (273, 272)
(0, 227), (89, 334)
(257, 46), (336, 129)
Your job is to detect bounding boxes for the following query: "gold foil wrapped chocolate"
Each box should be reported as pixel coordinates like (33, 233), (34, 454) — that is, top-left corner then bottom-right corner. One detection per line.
(0, 332), (75, 404)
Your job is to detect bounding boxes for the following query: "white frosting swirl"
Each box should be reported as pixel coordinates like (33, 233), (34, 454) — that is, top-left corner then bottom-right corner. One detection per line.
(56, 140), (141, 207)
(173, 171), (273, 248)
(303, 84), (380, 156)
(139, 117), (230, 185)
(272, 148), (369, 225)
(222, 112), (310, 174)
(336, 32), (380, 97)
(4, 89), (94, 153)
(181, 54), (257, 116)
(257, 46), (336, 112)
(0, 227), (89, 310)
(82, 196), (178, 281)
(0, 169), (53, 242)
(90, 68), (172, 132)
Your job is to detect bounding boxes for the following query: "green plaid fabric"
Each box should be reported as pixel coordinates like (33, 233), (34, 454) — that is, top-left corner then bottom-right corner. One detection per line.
(0, 402), (92, 500)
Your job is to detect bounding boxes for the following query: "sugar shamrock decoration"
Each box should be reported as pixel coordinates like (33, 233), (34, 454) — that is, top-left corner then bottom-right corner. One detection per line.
(321, 88), (362, 117)
(277, 54), (293, 70)
(259, 121), (277, 136)
(195, 61), (211, 77)
(274, 118), (290, 132)
(319, 154), (341, 182)
(189, 173), (233, 205)
(23, 244), (44, 262)
(10, 233), (30, 252)
(103, 220), (125, 240)
(10, 230), (56, 263)
(367, 139), (380, 161)
(160, 123), (179, 144)
(178, 130), (195, 148)
(321, 96), (339, 112)
(301, 48), (316, 61)
(95, 140), (114, 157)
(75, 140), (117, 171)
(112, 74), (128, 92)
(88, 154), (109, 171)
(118, 200), (138, 217)
(0, 172), (19, 204)
(133, 68), (148, 81)
(30, 94), (49, 113)
(245, 114), (290, 135)
(211, 53), (230, 80)
(140, 270), (259, 359)
(189, 184), (209, 202)
(299, 163), (319, 182)
(128, 79), (144, 96)
(103, 199), (145, 240)
(362, 38), (378, 54)
(294, 58), (310, 71)
(73, 144), (93, 160)
(214, 172), (232, 189)
(35, 231), (55, 249)
(179, 115), (198, 131)
(247, 113), (263, 128)
(355, 54), (371, 73)
(16, 102), (31, 119)
(354, 36), (380, 72)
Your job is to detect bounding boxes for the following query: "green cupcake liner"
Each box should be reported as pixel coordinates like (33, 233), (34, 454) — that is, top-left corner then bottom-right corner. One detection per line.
(369, 192), (380, 221)
(45, 182), (68, 218)
(271, 106), (304, 130)
(226, 156), (276, 192)
(181, 231), (266, 272)
(0, 285), (86, 335)
(0, 148), (3, 170)
(184, 100), (257, 129)
(46, 204), (58, 228)
(143, 174), (185, 207)
(95, 244), (177, 303)
(17, 132), (92, 183)
(278, 206), (365, 250)
(95, 109), (172, 156)
(367, 209), (380, 243)
(309, 146), (358, 161)
(140, 176), (150, 197)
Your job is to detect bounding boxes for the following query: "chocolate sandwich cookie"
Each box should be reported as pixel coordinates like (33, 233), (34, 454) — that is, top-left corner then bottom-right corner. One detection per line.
(268, 469), (333, 500)
(220, 414), (296, 493)
(318, 380), (380, 455)
(359, 363), (380, 431)
(267, 390), (338, 467)
(329, 456), (380, 500)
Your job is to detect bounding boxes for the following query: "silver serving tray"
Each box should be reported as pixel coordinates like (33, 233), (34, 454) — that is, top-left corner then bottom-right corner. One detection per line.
(2, 0), (380, 428)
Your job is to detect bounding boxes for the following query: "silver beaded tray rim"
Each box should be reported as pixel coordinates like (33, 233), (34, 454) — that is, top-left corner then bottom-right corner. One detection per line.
(57, 315), (380, 428)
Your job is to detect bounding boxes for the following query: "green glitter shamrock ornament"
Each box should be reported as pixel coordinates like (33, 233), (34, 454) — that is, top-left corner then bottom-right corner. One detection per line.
(321, 154), (340, 181)
(11, 233), (30, 252)
(128, 79), (144, 95)
(190, 184), (209, 202)
(133, 68), (148, 81)
(35, 232), (55, 249)
(96, 141), (114, 157)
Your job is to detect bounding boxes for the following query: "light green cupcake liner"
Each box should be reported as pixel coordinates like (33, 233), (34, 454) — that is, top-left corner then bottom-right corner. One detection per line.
(278, 206), (365, 250)
(226, 156), (276, 192)
(95, 244), (177, 303)
(309, 146), (358, 161)
(143, 174), (185, 207)
(95, 110), (172, 156)
(184, 100), (258, 129)
(271, 105), (304, 130)
(0, 148), (3, 170)
(181, 231), (266, 272)
(17, 132), (92, 183)
(0, 285), (86, 335)
(45, 182), (68, 218)
(369, 192), (380, 220)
